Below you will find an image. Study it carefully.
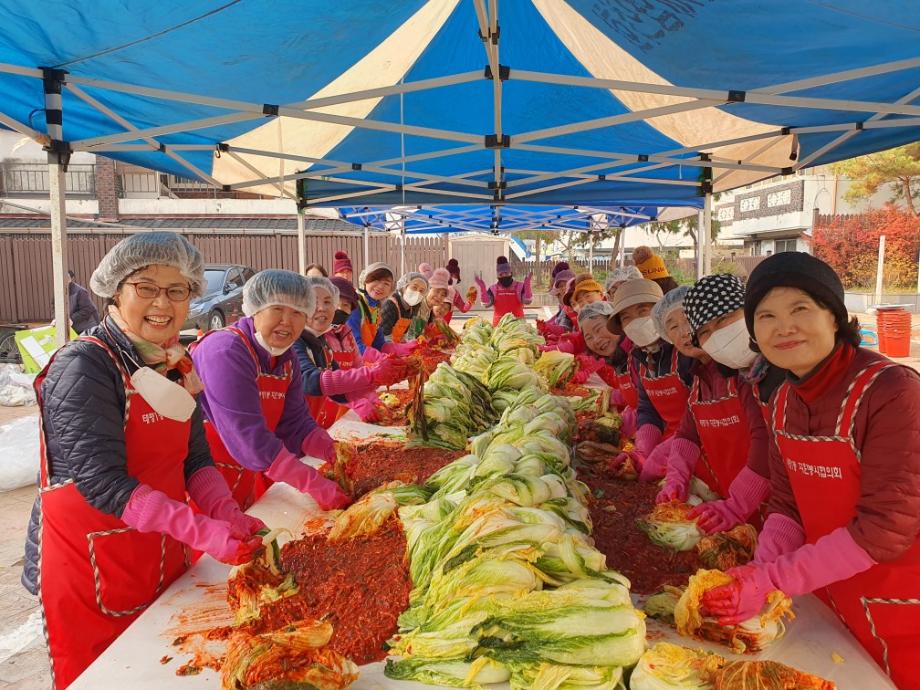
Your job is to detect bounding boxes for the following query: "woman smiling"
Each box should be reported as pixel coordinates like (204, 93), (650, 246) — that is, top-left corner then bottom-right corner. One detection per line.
(703, 252), (920, 690)
(23, 232), (264, 689)
(192, 270), (349, 512)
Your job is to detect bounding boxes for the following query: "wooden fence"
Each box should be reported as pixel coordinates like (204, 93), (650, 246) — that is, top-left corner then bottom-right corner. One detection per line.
(0, 231), (447, 322)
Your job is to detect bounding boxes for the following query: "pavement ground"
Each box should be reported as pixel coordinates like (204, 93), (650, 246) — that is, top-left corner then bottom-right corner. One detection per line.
(1, 309), (919, 688)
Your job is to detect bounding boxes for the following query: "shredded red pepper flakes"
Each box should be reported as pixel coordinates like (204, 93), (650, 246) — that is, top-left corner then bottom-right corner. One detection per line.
(226, 518), (411, 666)
(335, 441), (464, 497)
(577, 463), (702, 594)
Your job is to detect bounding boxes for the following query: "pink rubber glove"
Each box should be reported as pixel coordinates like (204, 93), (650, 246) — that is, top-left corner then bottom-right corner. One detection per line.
(121, 485), (262, 565)
(320, 366), (374, 397)
(620, 406), (637, 439)
(634, 423), (663, 457)
(576, 353), (603, 378)
(301, 426), (335, 461)
(363, 347), (383, 363)
(186, 467), (266, 539)
(754, 513), (807, 564)
(642, 435), (676, 482)
(475, 275), (488, 305)
(350, 395), (379, 423)
(689, 467), (770, 534)
(381, 341), (415, 357)
(522, 273), (533, 301)
(656, 437), (698, 502)
(570, 368), (590, 385)
(265, 449), (351, 510)
(703, 527), (876, 625)
(369, 357), (410, 387)
(538, 343), (559, 353)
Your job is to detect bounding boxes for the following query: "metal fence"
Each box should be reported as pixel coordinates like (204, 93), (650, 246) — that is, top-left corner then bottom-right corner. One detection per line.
(0, 163), (96, 196)
(0, 231), (448, 322)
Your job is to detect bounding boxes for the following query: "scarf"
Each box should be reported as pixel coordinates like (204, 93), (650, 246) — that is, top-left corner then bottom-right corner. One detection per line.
(107, 305), (203, 394)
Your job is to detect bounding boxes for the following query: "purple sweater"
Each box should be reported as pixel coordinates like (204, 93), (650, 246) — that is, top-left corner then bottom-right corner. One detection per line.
(192, 316), (317, 471)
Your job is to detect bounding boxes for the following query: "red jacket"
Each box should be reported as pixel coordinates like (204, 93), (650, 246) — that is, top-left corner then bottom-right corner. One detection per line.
(767, 345), (920, 562)
(675, 359), (770, 478)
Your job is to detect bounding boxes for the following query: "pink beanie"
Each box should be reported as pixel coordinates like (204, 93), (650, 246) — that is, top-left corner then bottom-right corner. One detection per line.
(332, 251), (352, 275)
(418, 262), (434, 280)
(429, 268), (450, 290)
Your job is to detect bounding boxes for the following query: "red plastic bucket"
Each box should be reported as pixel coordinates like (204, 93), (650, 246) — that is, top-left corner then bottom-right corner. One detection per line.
(885, 310), (912, 358)
(876, 311), (889, 354)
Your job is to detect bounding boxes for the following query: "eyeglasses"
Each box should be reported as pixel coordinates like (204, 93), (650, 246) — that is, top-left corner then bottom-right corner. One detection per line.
(123, 281), (192, 302)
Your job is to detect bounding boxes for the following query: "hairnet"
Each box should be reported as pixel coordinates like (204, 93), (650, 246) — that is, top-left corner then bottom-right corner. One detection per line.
(358, 261), (394, 286)
(242, 269), (315, 317)
(651, 285), (689, 343)
(578, 300), (615, 327)
(604, 266), (643, 294)
(307, 276), (340, 307)
(396, 271), (429, 292)
(90, 231), (204, 298)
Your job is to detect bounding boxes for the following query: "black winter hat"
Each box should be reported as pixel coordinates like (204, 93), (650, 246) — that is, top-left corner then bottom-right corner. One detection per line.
(744, 252), (847, 337)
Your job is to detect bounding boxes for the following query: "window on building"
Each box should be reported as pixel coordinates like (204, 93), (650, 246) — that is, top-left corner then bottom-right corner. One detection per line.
(740, 196), (761, 212)
(774, 239), (797, 253)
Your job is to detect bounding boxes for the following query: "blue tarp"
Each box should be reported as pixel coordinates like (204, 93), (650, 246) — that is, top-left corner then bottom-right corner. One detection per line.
(0, 1), (917, 208)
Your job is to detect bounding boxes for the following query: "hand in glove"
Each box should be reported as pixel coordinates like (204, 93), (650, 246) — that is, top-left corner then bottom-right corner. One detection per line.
(350, 395), (380, 423)
(474, 275), (488, 303)
(265, 449), (351, 510)
(654, 437), (696, 502)
(370, 356), (409, 387)
(300, 426), (335, 462)
(121, 485), (263, 565)
(187, 466), (266, 539)
(688, 467), (770, 534)
(702, 527), (875, 625)
(466, 286), (478, 305)
(381, 341), (415, 357)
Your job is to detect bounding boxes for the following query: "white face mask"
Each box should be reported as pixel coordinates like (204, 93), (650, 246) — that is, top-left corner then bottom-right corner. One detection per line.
(130, 367), (197, 422)
(403, 289), (424, 307)
(255, 331), (293, 357)
(702, 318), (758, 370)
(623, 316), (659, 347)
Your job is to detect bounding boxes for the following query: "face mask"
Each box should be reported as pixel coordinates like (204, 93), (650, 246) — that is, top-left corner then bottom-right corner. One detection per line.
(498, 276), (514, 287)
(255, 331), (292, 357)
(332, 309), (350, 325)
(403, 289), (423, 306)
(702, 318), (757, 370)
(130, 367), (197, 422)
(623, 316), (659, 348)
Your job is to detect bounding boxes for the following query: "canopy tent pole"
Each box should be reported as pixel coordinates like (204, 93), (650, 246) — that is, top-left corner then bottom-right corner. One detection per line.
(44, 68), (70, 347)
(588, 230), (594, 267)
(703, 192), (713, 276)
(400, 222), (406, 276)
(696, 209), (705, 279)
(363, 223), (370, 270)
(296, 203), (307, 276)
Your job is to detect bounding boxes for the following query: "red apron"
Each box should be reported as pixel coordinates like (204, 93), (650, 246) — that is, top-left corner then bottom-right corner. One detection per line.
(639, 347), (689, 437)
(614, 367), (639, 409)
(201, 327), (290, 511)
(492, 282), (525, 326)
(774, 362), (920, 690)
(688, 375), (750, 498)
(37, 336), (189, 689)
(306, 347), (356, 429)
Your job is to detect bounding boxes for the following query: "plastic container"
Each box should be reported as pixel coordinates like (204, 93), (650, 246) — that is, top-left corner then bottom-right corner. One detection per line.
(885, 309), (912, 357)
(876, 310), (889, 354)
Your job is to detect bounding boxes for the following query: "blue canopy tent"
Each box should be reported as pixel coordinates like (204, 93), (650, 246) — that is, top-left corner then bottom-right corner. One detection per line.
(1, 0), (919, 339)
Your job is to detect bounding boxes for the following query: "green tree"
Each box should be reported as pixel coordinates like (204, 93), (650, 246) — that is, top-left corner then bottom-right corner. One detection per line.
(829, 143), (920, 217)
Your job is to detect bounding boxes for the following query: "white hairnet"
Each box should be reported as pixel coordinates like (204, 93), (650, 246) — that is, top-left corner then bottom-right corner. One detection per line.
(651, 285), (689, 343)
(307, 276), (339, 306)
(358, 261), (394, 286)
(578, 300), (615, 328)
(604, 265), (643, 294)
(90, 231), (204, 298)
(397, 271), (429, 291)
(242, 269), (315, 317)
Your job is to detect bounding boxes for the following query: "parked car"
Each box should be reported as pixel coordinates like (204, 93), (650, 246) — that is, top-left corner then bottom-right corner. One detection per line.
(182, 264), (254, 333)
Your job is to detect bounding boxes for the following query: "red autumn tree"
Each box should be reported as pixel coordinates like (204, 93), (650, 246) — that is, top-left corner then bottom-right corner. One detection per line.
(813, 205), (920, 290)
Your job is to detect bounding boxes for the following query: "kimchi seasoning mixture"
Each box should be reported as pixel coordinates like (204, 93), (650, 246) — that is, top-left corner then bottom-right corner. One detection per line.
(334, 441), (464, 497)
(577, 463), (701, 594)
(375, 388), (415, 426)
(222, 518), (411, 666)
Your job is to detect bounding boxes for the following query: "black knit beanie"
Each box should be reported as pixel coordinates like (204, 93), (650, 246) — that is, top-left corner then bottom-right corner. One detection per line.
(744, 252), (847, 337)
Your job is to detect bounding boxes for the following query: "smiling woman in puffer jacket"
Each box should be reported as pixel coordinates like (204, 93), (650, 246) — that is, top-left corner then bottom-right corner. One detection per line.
(702, 252), (920, 690)
(22, 232), (265, 689)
